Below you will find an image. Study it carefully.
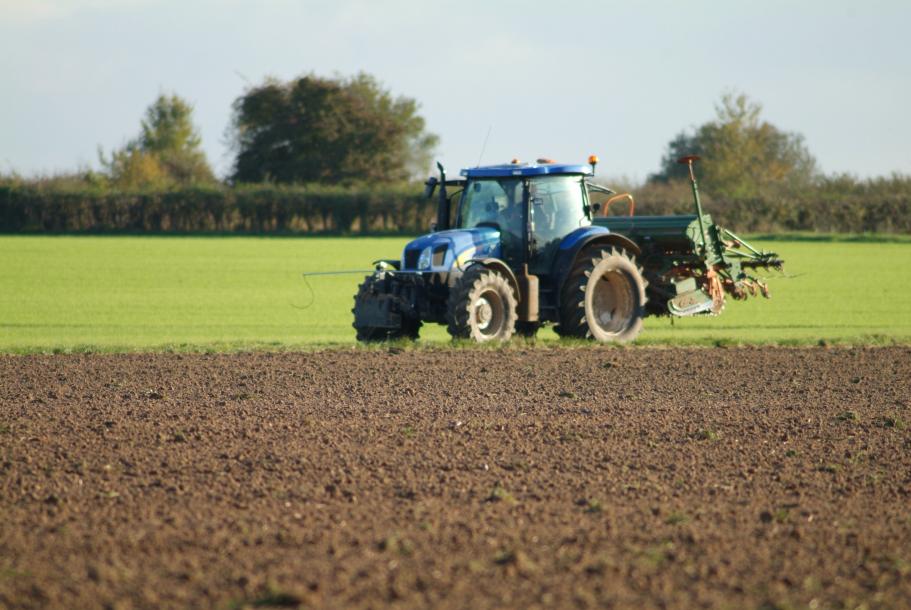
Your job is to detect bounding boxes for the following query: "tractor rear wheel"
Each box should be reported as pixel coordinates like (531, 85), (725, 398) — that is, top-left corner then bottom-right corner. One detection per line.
(446, 266), (518, 342)
(555, 247), (646, 342)
(352, 275), (421, 342)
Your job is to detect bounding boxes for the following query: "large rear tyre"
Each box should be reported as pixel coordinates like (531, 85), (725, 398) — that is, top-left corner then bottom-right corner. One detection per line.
(555, 247), (646, 342)
(446, 266), (518, 342)
(352, 275), (421, 343)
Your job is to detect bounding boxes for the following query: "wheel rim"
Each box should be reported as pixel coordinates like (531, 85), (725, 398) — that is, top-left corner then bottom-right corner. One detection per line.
(590, 269), (636, 336)
(472, 290), (504, 337)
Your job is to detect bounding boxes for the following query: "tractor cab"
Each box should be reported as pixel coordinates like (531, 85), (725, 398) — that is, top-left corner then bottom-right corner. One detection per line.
(451, 161), (595, 274)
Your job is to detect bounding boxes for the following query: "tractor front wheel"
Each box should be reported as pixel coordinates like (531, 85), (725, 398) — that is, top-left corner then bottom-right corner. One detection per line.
(555, 247), (646, 342)
(446, 266), (518, 342)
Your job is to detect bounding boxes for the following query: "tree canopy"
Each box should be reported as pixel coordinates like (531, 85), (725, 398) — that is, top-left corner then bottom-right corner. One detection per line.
(650, 93), (818, 197)
(102, 94), (215, 189)
(228, 72), (438, 185)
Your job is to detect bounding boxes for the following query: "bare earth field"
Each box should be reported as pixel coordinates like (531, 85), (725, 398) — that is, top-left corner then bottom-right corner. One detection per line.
(1, 347), (910, 610)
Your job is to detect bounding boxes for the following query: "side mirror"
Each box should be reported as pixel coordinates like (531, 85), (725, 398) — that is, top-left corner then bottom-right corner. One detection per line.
(423, 176), (439, 199)
(591, 202), (602, 214)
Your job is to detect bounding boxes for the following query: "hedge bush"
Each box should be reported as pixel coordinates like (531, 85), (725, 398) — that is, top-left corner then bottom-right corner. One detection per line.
(1, 177), (909, 235)
(0, 183), (437, 234)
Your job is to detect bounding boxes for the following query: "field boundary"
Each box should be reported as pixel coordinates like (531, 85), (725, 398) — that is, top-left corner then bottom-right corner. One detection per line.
(1, 335), (908, 356)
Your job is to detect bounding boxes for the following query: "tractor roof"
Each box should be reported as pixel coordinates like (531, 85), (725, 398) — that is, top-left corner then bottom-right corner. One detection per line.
(461, 162), (592, 178)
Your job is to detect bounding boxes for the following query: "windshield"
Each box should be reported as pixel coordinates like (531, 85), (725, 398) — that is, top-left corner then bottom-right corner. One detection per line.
(458, 178), (524, 234)
(458, 178), (525, 265)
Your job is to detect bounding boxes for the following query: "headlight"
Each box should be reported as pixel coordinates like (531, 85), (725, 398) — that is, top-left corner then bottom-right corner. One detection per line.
(417, 246), (433, 270)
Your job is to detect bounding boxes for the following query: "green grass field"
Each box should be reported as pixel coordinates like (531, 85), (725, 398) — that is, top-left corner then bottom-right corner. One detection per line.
(2, 235), (910, 353)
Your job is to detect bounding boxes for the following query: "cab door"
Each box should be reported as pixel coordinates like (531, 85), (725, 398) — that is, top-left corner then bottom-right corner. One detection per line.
(527, 175), (591, 276)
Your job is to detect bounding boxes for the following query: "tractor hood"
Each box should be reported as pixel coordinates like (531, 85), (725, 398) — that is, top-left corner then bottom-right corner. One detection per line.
(401, 227), (501, 271)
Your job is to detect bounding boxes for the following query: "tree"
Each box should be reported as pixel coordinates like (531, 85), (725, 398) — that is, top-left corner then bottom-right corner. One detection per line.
(650, 93), (817, 197)
(229, 72), (438, 184)
(103, 94), (215, 188)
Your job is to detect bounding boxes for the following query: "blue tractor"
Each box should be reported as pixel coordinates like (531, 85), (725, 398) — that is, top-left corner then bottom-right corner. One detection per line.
(352, 156), (782, 343)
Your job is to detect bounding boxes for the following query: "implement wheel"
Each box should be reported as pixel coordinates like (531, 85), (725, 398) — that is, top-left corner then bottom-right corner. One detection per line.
(446, 266), (517, 342)
(555, 247), (646, 342)
(352, 275), (421, 342)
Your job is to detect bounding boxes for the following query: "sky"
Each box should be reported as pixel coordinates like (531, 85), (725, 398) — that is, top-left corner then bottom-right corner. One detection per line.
(1, 0), (909, 182)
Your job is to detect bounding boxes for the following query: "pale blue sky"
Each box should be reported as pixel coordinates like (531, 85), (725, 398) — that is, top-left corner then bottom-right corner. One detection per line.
(1, 0), (909, 181)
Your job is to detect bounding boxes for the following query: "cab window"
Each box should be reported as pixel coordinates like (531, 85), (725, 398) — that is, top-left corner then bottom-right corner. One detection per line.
(529, 175), (589, 242)
(527, 175), (590, 275)
(458, 178), (524, 235)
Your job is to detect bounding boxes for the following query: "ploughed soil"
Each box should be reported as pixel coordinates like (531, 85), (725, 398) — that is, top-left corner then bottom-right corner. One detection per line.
(1, 347), (910, 610)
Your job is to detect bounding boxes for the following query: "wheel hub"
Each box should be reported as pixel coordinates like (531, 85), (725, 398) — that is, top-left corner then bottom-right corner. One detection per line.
(591, 271), (633, 334)
(474, 297), (493, 330)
